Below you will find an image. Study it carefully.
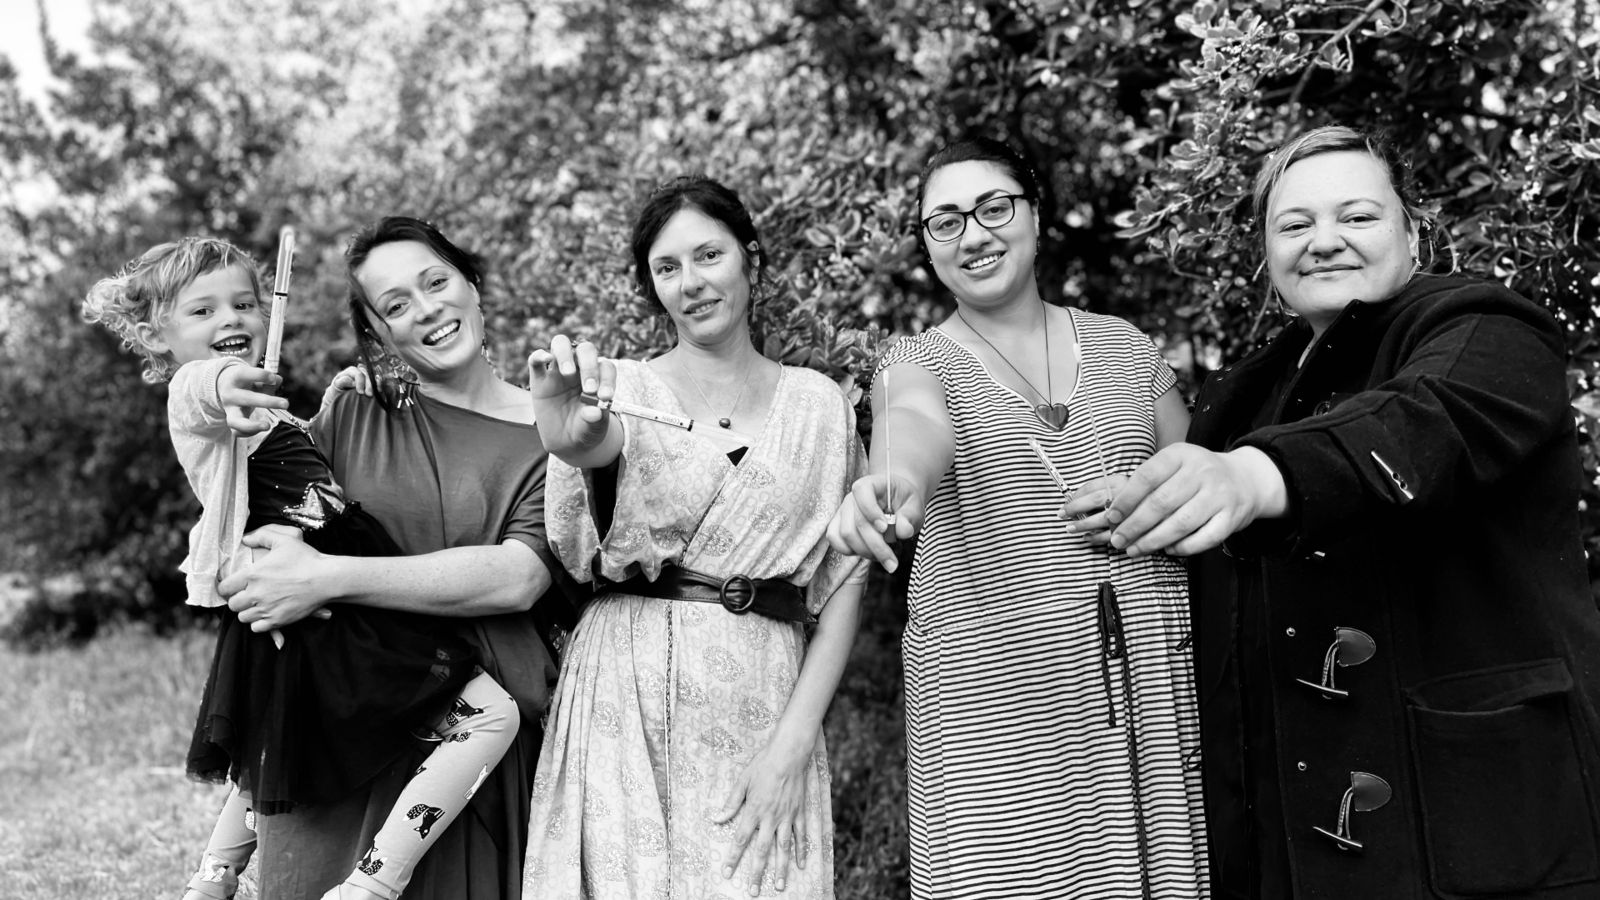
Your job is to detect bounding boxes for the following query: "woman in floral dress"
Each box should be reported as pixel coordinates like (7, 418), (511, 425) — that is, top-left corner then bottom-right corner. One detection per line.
(523, 175), (868, 900)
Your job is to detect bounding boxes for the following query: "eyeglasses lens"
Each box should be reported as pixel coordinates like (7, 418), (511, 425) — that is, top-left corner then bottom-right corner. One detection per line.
(924, 196), (1019, 243)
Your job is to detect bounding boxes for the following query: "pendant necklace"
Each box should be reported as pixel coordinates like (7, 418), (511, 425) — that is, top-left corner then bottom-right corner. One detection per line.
(1010, 310), (1126, 728)
(955, 305), (1073, 430)
(676, 353), (754, 429)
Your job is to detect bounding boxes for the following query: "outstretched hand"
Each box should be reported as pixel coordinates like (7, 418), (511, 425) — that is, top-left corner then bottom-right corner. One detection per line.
(1104, 443), (1288, 557)
(526, 335), (617, 455)
(825, 473), (922, 573)
(711, 731), (816, 896)
(216, 364), (287, 435)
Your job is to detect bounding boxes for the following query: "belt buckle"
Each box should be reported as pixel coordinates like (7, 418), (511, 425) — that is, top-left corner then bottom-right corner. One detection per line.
(719, 574), (756, 614)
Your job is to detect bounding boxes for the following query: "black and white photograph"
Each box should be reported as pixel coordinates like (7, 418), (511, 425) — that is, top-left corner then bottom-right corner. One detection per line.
(3, 1), (1599, 898)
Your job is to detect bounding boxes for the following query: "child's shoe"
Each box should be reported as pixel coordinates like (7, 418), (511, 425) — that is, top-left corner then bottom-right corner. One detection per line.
(181, 853), (239, 900)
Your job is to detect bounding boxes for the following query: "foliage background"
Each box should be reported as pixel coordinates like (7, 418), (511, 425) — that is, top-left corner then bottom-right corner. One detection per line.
(2, 0), (1597, 895)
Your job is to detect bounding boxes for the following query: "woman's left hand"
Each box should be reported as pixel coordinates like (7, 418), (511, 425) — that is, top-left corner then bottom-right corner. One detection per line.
(1057, 472), (1131, 546)
(711, 728), (816, 895)
(220, 526), (328, 629)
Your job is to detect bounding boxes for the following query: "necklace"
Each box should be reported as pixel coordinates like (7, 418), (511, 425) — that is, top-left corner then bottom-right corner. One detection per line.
(675, 352), (755, 429)
(955, 306), (1072, 430)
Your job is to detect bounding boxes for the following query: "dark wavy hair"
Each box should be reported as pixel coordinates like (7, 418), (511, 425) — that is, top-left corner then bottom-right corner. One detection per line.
(344, 216), (487, 406)
(630, 175), (768, 312)
(915, 138), (1040, 215)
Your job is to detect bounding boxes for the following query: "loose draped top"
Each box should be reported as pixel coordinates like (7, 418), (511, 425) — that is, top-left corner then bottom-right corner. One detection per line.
(312, 384), (579, 720)
(313, 387), (560, 573)
(545, 358), (868, 615)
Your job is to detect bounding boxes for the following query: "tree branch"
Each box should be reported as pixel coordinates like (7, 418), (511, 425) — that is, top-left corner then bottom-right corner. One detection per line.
(686, 24), (799, 64)
(1287, 0), (1391, 112)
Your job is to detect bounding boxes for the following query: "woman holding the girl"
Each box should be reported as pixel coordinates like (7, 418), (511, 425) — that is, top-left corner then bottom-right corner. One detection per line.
(522, 175), (868, 899)
(219, 216), (580, 899)
(83, 234), (529, 900)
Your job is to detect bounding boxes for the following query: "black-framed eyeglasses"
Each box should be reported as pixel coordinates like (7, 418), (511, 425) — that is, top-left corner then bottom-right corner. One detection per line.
(920, 193), (1032, 243)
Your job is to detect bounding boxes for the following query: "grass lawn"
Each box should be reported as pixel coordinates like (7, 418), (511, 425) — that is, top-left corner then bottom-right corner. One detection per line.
(1, 586), (909, 898)
(0, 625), (255, 898)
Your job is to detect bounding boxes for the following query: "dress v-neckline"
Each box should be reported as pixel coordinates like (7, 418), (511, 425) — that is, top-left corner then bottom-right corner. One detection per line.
(932, 307), (1086, 429)
(641, 360), (787, 468)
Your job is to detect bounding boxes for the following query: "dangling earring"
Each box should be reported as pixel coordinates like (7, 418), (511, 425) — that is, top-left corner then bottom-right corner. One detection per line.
(380, 349), (419, 384)
(481, 338), (497, 371)
(1270, 284), (1300, 318)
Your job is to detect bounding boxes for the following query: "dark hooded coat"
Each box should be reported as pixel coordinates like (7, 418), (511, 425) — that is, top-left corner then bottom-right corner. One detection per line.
(1189, 274), (1600, 900)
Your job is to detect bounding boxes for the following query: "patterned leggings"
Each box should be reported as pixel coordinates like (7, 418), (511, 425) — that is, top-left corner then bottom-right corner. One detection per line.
(183, 671), (518, 899)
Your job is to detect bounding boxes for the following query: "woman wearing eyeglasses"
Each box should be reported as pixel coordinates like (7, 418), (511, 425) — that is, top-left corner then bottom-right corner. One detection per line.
(827, 138), (1208, 899)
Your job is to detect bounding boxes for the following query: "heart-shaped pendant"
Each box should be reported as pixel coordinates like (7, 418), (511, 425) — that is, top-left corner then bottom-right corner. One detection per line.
(1035, 402), (1069, 430)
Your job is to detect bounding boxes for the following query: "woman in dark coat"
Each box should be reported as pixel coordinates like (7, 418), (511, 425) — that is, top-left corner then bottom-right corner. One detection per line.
(1068, 125), (1600, 899)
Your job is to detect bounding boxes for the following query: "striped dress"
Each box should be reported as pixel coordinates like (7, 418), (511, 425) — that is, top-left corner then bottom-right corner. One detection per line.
(882, 310), (1209, 899)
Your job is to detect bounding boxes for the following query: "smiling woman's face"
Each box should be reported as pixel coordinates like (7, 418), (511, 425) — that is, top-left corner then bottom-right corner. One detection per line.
(919, 160), (1038, 310)
(354, 240), (484, 382)
(1265, 149), (1419, 330)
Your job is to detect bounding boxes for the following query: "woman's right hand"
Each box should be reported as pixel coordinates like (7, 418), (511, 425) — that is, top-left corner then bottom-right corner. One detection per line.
(825, 473), (923, 573)
(526, 335), (617, 455)
(216, 363), (287, 435)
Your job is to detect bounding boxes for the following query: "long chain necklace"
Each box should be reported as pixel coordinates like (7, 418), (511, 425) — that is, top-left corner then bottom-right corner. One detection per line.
(955, 305), (1072, 430)
(675, 352), (755, 429)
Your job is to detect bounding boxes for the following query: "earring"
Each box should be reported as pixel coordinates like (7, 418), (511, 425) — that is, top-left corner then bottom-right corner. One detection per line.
(380, 349), (419, 384)
(1270, 285), (1300, 318)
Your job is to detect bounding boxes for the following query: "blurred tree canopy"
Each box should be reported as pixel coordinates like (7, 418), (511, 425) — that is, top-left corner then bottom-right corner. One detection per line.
(3, 0), (1598, 613)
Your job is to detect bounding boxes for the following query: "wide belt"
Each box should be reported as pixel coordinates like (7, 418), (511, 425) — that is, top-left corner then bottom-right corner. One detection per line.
(602, 565), (815, 625)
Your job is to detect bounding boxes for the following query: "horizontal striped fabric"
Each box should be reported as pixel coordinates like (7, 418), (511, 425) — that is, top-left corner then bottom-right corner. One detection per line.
(882, 310), (1209, 899)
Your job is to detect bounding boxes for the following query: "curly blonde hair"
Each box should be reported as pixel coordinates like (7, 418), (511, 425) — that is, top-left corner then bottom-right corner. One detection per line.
(82, 237), (266, 383)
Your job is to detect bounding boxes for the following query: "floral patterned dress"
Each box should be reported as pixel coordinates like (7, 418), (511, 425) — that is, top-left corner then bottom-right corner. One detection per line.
(524, 359), (868, 900)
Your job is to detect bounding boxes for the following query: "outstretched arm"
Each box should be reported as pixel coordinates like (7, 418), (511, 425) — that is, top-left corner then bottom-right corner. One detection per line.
(169, 358), (287, 439)
(1101, 288), (1566, 557)
(825, 362), (953, 572)
(220, 528), (553, 629)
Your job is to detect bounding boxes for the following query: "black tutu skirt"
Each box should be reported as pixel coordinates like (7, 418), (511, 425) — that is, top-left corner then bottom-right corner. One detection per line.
(186, 499), (478, 814)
